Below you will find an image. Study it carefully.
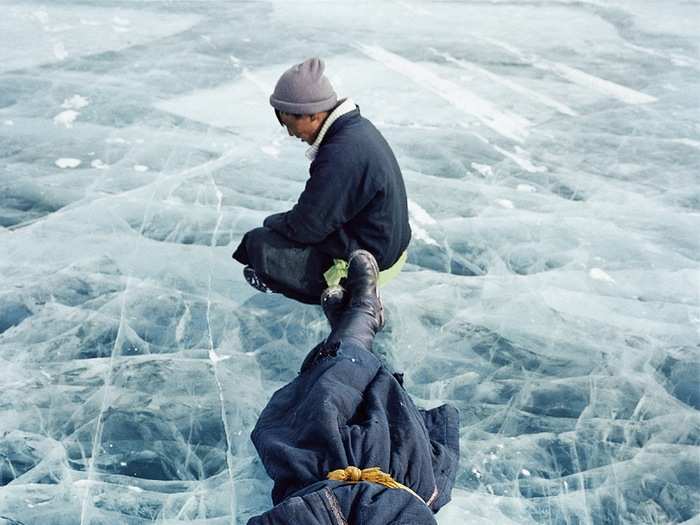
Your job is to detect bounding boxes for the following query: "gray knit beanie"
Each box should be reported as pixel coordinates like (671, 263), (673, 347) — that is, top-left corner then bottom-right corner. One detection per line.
(269, 58), (338, 115)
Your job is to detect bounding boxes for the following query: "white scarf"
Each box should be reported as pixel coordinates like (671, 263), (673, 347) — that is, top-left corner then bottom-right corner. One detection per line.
(305, 98), (356, 161)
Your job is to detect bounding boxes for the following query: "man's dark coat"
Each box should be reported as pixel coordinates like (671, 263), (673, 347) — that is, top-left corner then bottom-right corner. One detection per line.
(246, 341), (460, 524)
(262, 107), (411, 271)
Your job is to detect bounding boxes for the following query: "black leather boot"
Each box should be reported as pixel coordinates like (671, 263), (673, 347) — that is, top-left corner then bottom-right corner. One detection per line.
(320, 285), (347, 330)
(325, 250), (384, 351)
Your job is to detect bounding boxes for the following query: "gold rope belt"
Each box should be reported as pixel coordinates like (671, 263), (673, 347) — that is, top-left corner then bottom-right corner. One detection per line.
(327, 466), (425, 504)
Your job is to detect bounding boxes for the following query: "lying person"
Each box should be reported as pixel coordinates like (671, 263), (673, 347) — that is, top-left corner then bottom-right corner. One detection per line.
(247, 250), (459, 524)
(232, 58), (411, 305)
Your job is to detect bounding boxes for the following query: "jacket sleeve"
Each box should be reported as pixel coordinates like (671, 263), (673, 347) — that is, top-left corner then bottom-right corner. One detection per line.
(263, 212), (286, 229)
(264, 147), (378, 244)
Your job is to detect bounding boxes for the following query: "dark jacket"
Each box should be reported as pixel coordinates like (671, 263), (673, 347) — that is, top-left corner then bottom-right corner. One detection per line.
(247, 341), (460, 524)
(263, 108), (411, 270)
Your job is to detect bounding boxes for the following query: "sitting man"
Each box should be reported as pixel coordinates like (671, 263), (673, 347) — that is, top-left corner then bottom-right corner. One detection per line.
(232, 58), (411, 305)
(246, 250), (459, 524)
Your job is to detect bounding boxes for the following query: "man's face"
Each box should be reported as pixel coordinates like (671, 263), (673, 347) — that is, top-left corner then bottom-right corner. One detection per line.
(277, 112), (323, 145)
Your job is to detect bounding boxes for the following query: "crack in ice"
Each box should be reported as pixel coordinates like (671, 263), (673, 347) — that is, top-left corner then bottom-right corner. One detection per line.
(78, 277), (130, 525)
(204, 170), (238, 520)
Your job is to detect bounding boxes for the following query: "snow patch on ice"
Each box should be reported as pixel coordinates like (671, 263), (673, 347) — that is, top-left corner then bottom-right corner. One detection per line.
(242, 68), (273, 95)
(410, 224), (438, 246)
(62, 95), (89, 110)
(408, 199), (437, 225)
(624, 42), (696, 68)
(356, 43), (531, 143)
(495, 199), (514, 209)
(53, 110), (80, 128)
(53, 42), (68, 60)
(550, 61), (657, 104)
(33, 9), (50, 26)
(73, 479), (92, 489)
(472, 163), (494, 177)
(431, 48), (579, 117)
(484, 37), (657, 105)
(408, 199), (439, 246)
(91, 159), (109, 170)
(133, 165), (149, 172)
(375, 120), (441, 131)
(589, 268), (616, 284)
(209, 350), (232, 363)
(55, 158), (81, 169)
(493, 145), (547, 173)
(106, 137), (128, 144)
(517, 184), (537, 192)
(670, 138), (700, 150)
(261, 145), (280, 158)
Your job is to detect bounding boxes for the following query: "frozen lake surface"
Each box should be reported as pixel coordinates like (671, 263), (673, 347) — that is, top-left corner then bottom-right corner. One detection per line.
(1, 1), (699, 524)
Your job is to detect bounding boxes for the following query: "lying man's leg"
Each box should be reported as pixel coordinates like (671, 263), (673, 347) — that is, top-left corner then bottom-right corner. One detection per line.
(247, 250), (460, 524)
(232, 226), (333, 304)
(301, 249), (383, 373)
(324, 250), (384, 352)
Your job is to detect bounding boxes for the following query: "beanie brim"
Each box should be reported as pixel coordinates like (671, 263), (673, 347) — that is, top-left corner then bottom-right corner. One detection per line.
(269, 94), (338, 115)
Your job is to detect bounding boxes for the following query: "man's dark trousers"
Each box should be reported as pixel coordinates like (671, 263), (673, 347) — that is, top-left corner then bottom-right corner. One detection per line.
(232, 226), (334, 305)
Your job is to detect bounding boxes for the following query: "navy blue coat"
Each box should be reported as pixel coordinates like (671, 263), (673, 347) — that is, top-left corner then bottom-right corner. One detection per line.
(247, 341), (460, 524)
(263, 108), (411, 271)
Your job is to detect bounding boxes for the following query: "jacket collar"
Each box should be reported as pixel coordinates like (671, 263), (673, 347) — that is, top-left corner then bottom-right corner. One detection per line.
(305, 98), (357, 161)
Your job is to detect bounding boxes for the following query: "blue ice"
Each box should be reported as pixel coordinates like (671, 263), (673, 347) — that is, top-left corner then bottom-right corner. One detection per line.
(0, 1), (698, 524)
